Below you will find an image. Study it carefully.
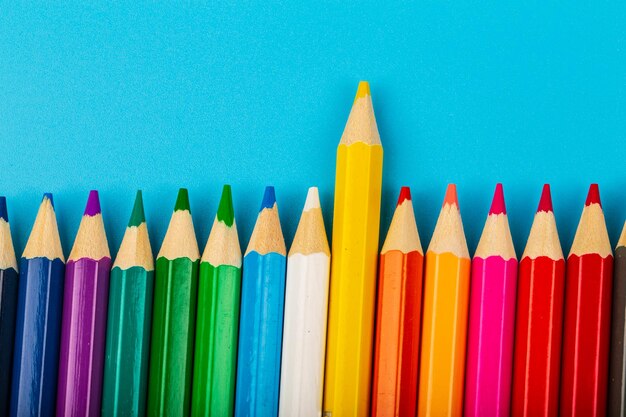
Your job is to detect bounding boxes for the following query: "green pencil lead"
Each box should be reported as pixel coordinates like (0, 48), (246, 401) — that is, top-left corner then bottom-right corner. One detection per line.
(216, 185), (235, 227)
(174, 188), (191, 212)
(128, 190), (146, 227)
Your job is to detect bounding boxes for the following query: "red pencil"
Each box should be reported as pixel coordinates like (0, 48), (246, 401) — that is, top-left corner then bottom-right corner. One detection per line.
(560, 184), (613, 417)
(511, 185), (565, 417)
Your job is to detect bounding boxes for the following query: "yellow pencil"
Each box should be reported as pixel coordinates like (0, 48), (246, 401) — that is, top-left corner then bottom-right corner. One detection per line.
(323, 81), (383, 417)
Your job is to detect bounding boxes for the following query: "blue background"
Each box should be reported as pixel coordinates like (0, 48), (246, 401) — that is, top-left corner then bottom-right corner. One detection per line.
(1, 3), (625, 257)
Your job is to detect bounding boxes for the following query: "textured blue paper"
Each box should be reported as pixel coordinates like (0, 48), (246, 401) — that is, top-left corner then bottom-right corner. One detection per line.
(1, 3), (625, 257)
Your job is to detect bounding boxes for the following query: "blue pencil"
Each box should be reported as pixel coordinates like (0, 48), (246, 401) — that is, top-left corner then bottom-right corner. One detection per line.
(10, 194), (66, 417)
(235, 186), (287, 417)
(0, 197), (18, 415)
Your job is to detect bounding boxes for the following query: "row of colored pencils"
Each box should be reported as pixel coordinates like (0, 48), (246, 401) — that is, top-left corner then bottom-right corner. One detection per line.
(0, 80), (624, 417)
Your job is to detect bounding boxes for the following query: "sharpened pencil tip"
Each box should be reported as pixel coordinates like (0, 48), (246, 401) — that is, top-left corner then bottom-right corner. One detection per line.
(43, 193), (54, 208)
(304, 187), (321, 211)
(443, 184), (458, 207)
(537, 184), (553, 213)
(489, 183), (506, 215)
(355, 81), (371, 100)
(260, 186), (276, 211)
(128, 191), (145, 227)
(174, 188), (191, 212)
(84, 190), (101, 216)
(585, 184), (602, 207)
(217, 185), (235, 227)
(0, 197), (7, 222)
(397, 186), (412, 206)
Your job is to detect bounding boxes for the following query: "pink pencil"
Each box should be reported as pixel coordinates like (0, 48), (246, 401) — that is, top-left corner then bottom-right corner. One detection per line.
(465, 184), (518, 417)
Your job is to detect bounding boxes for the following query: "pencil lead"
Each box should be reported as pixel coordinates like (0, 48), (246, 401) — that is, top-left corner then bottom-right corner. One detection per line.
(128, 191), (145, 227)
(397, 186), (412, 206)
(355, 81), (371, 100)
(304, 187), (321, 210)
(443, 184), (459, 207)
(0, 197), (7, 222)
(537, 184), (553, 213)
(260, 186), (276, 211)
(216, 185), (235, 227)
(84, 190), (101, 216)
(489, 183), (506, 215)
(43, 193), (54, 208)
(174, 188), (191, 212)
(585, 184), (602, 207)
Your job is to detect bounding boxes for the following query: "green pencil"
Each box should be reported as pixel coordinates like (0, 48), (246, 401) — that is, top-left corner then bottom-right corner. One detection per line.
(102, 191), (154, 417)
(191, 185), (242, 416)
(147, 188), (200, 416)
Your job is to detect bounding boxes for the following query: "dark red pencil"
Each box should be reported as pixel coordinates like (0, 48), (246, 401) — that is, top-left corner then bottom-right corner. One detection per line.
(511, 185), (565, 417)
(560, 184), (613, 417)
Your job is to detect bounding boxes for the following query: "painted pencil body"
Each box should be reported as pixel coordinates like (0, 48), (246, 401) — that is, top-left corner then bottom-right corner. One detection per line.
(511, 185), (565, 417)
(279, 187), (330, 417)
(324, 81), (383, 417)
(57, 190), (112, 417)
(235, 186), (287, 417)
(0, 198), (18, 415)
(147, 189), (200, 416)
(609, 222), (626, 417)
(465, 184), (518, 417)
(371, 187), (423, 417)
(417, 185), (471, 417)
(10, 194), (65, 417)
(192, 185), (242, 417)
(560, 184), (613, 417)
(102, 191), (154, 417)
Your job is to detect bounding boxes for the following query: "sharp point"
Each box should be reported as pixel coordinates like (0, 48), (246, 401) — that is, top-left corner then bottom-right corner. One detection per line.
(537, 184), (553, 213)
(489, 183), (506, 215)
(260, 186), (276, 211)
(128, 190), (146, 227)
(0, 196), (7, 222)
(443, 184), (459, 207)
(216, 184), (235, 227)
(174, 188), (191, 212)
(43, 193), (54, 208)
(355, 81), (371, 101)
(84, 190), (101, 216)
(397, 186), (412, 206)
(585, 184), (602, 207)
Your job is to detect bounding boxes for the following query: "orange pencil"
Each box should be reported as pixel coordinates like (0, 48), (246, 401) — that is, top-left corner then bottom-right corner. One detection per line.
(372, 187), (424, 417)
(417, 184), (471, 417)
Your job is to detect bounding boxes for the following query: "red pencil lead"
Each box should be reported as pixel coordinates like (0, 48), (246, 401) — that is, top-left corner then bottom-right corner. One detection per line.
(397, 186), (412, 206)
(443, 184), (458, 208)
(585, 184), (602, 208)
(489, 183), (506, 215)
(537, 184), (553, 213)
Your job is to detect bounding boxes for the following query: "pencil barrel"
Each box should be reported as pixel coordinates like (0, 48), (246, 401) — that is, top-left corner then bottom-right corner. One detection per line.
(609, 246), (626, 417)
(10, 258), (65, 417)
(102, 266), (154, 417)
(0, 267), (18, 414)
(372, 250), (423, 417)
(560, 253), (613, 417)
(465, 256), (517, 417)
(56, 258), (112, 417)
(147, 257), (199, 416)
(235, 252), (286, 417)
(512, 257), (565, 417)
(192, 262), (241, 417)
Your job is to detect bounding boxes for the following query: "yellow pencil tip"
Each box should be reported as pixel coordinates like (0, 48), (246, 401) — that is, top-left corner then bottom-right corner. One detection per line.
(355, 81), (371, 101)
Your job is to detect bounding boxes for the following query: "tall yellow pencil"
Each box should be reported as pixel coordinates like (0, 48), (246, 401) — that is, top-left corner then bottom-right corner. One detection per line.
(323, 81), (383, 417)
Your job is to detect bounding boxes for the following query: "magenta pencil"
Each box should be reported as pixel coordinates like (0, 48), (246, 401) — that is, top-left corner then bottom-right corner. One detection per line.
(465, 184), (518, 417)
(56, 191), (112, 416)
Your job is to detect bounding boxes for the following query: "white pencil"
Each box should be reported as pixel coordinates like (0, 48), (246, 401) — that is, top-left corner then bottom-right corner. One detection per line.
(278, 187), (331, 417)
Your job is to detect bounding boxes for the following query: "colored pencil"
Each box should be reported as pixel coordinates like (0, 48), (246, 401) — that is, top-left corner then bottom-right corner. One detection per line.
(235, 186), (287, 417)
(192, 185), (242, 417)
(609, 221), (626, 417)
(10, 193), (65, 417)
(372, 186), (424, 417)
(0, 197), (18, 415)
(147, 188), (200, 416)
(102, 191), (154, 417)
(464, 184), (518, 417)
(324, 81), (383, 417)
(279, 187), (331, 417)
(56, 190), (112, 416)
(560, 184), (613, 417)
(417, 184), (471, 417)
(511, 185), (565, 417)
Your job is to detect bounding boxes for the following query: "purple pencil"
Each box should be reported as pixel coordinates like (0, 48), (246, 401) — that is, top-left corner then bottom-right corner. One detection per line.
(56, 190), (112, 416)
